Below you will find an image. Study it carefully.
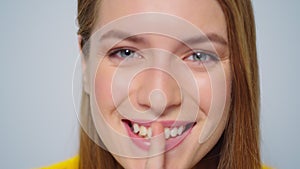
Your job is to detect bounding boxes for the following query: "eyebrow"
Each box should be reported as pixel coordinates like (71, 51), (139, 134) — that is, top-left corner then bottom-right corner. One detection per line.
(99, 30), (147, 44)
(99, 30), (228, 46)
(183, 33), (228, 46)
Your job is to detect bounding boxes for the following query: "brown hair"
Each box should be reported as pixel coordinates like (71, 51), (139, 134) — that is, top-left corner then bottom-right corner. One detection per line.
(77, 0), (261, 169)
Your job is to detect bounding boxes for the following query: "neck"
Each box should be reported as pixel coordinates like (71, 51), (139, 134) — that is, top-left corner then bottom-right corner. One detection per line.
(192, 135), (223, 169)
(192, 156), (219, 169)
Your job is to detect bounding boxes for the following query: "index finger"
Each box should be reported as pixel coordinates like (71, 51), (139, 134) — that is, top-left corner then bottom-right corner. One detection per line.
(145, 122), (166, 169)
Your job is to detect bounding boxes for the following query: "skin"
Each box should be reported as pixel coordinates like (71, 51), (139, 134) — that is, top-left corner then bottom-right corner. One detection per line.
(81, 0), (232, 168)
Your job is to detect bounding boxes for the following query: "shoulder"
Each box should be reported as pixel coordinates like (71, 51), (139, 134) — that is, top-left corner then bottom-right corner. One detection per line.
(38, 156), (272, 169)
(263, 165), (274, 169)
(38, 156), (79, 169)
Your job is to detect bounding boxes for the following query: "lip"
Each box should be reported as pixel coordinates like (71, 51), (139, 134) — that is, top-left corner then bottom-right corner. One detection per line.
(122, 119), (195, 151)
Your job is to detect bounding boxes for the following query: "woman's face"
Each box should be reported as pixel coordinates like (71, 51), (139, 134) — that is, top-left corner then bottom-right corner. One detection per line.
(83, 0), (231, 168)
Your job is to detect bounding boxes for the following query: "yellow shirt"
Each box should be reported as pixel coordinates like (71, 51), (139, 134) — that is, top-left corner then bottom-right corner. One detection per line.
(39, 156), (272, 169)
(39, 156), (79, 169)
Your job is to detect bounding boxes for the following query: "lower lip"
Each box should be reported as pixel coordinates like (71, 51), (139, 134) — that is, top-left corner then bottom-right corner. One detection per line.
(123, 121), (193, 151)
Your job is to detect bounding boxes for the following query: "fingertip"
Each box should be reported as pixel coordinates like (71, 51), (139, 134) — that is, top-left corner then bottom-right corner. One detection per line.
(145, 122), (166, 169)
(151, 122), (164, 136)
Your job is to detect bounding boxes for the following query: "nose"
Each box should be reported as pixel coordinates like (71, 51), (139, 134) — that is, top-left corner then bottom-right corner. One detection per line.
(132, 69), (181, 117)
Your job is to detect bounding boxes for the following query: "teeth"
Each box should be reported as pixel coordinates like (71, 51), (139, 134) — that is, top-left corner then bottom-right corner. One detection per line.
(170, 128), (178, 138)
(133, 123), (140, 134)
(139, 126), (147, 136)
(177, 125), (184, 135)
(164, 128), (170, 139)
(147, 128), (152, 138)
(131, 123), (188, 139)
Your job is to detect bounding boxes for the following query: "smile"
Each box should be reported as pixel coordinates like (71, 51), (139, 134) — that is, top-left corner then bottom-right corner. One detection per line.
(122, 119), (196, 151)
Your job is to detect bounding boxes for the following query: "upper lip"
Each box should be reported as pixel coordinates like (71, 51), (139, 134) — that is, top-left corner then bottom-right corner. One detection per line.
(122, 119), (196, 128)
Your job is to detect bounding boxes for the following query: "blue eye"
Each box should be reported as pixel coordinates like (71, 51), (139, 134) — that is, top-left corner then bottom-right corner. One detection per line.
(109, 49), (140, 59)
(185, 51), (219, 63)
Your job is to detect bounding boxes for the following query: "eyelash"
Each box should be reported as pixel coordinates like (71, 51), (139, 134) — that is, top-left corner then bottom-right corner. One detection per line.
(184, 50), (219, 63)
(108, 48), (219, 63)
(108, 48), (141, 59)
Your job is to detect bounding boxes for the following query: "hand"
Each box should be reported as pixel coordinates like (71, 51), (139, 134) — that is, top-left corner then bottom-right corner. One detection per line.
(145, 122), (166, 169)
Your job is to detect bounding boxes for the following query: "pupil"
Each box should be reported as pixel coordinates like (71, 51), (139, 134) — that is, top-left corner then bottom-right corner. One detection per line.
(124, 49), (131, 56)
(194, 53), (202, 60)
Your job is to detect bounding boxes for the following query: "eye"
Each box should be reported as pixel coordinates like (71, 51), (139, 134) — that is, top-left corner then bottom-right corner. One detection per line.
(185, 51), (219, 63)
(108, 48), (141, 59)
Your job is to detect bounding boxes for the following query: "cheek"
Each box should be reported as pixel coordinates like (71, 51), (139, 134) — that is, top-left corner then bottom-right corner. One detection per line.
(196, 63), (232, 115)
(94, 66), (114, 113)
(197, 73), (212, 115)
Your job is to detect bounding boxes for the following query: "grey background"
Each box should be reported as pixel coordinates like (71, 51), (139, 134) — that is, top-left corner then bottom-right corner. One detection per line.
(0, 0), (298, 169)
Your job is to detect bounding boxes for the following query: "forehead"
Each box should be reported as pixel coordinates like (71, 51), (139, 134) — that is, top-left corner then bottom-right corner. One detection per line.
(96, 0), (227, 40)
